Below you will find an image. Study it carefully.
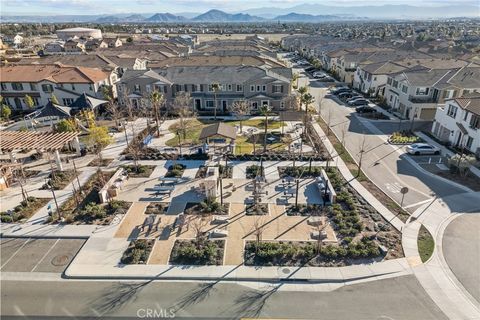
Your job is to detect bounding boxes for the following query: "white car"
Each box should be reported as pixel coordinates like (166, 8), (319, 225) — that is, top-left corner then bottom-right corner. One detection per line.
(313, 72), (326, 78)
(406, 143), (441, 155)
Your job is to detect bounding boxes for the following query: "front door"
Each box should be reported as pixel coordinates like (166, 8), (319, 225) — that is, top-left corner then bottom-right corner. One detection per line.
(14, 97), (22, 109)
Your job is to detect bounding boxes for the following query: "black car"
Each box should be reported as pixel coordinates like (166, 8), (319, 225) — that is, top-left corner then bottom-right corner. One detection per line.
(337, 92), (355, 99)
(355, 106), (376, 113)
(332, 88), (351, 95)
(348, 99), (369, 106)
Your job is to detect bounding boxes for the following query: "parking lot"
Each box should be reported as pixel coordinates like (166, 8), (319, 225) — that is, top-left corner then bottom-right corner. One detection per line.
(0, 237), (85, 273)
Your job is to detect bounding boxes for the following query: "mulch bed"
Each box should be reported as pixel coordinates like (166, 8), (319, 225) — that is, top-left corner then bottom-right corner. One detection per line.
(121, 165), (155, 178)
(88, 158), (114, 167)
(120, 239), (154, 264)
(184, 202), (229, 215)
(145, 203), (169, 215)
(1, 197), (50, 223)
(278, 166), (323, 178)
(170, 239), (225, 265)
(40, 170), (78, 190)
(245, 203), (269, 215)
(285, 204), (324, 216)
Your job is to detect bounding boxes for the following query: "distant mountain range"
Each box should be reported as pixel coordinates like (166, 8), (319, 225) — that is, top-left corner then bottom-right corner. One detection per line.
(2, 3), (479, 23)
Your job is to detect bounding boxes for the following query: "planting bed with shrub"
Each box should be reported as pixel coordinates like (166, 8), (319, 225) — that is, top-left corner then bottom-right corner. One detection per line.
(285, 204), (323, 216)
(246, 165), (264, 179)
(185, 197), (229, 215)
(244, 236), (381, 267)
(40, 170), (77, 190)
(145, 203), (169, 215)
(121, 164), (155, 178)
(170, 239), (225, 265)
(388, 131), (421, 144)
(165, 163), (186, 178)
(278, 166), (323, 178)
(121, 239), (154, 264)
(1, 197), (50, 223)
(245, 203), (269, 215)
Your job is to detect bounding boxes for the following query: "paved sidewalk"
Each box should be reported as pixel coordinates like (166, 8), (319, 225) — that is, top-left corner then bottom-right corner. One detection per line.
(311, 122), (404, 232)
(402, 193), (480, 320)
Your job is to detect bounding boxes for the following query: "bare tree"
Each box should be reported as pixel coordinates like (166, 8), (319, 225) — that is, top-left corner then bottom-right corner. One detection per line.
(325, 108), (333, 136)
(229, 100), (250, 133)
(191, 216), (209, 244)
(281, 94), (299, 111)
(251, 216), (265, 254)
(172, 92), (194, 140)
(340, 123), (348, 154)
(357, 134), (369, 178)
(211, 83), (220, 120)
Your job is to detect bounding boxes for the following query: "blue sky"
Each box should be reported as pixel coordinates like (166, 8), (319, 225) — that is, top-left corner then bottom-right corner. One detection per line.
(1, 0), (477, 15)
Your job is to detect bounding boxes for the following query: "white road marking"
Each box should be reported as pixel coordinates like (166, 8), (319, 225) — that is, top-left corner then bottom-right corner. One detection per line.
(403, 198), (435, 209)
(31, 238), (60, 272)
(1, 238), (30, 269)
(385, 182), (402, 193)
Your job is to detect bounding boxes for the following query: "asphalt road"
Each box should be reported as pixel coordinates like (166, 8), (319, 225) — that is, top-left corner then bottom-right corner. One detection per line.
(443, 213), (480, 303)
(304, 78), (467, 212)
(1, 275), (447, 320)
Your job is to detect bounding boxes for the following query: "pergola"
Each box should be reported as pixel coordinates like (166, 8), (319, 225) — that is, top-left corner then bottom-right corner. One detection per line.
(0, 131), (80, 171)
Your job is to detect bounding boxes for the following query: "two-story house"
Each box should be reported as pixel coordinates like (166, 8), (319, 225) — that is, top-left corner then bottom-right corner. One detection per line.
(117, 65), (292, 114)
(64, 39), (85, 54)
(353, 61), (409, 97)
(0, 64), (113, 110)
(432, 93), (480, 157)
(384, 64), (480, 120)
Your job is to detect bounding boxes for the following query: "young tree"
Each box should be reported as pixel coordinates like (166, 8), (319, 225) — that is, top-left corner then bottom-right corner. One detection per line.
(211, 83), (220, 120)
(102, 86), (122, 127)
(55, 119), (76, 132)
(282, 94), (299, 111)
(0, 96), (11, 121)
(356, 134), (369, 178)
(229, 100), (250, 133)
(190, 216), (209, 245)
(251, 216), (265, 254)
(149, 90), (164, 137)
(302, 92), (315, 131)
(24, 94), (35, 109)
(87, 126), (113, 161)
(172, 91), (193, 140)
(50, 94), (59, 105)
(260, 104), (272, 153)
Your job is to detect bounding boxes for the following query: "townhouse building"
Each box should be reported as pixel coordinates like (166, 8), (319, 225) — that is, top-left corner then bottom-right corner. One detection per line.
(432, 93), (480, 157)
(384, 64), (480, 120)
(0, 64), (114, 110)
(117, 65), (292, 114)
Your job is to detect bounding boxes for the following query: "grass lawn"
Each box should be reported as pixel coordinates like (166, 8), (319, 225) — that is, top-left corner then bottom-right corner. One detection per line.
(417, 224), (434, 262)
(165, 119), (208, 147)
(229, 119), (285, 130)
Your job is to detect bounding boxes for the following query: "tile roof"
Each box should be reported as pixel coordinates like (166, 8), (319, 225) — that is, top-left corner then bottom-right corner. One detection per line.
(0, 64), (109, 83)
(452, 93), (480, 115)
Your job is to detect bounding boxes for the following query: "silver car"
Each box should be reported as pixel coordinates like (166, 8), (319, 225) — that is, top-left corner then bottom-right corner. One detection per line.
(406, 143), (441, 155)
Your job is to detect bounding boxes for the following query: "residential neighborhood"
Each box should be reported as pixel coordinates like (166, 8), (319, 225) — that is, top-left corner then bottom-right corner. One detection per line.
(0, 1), (479, 320)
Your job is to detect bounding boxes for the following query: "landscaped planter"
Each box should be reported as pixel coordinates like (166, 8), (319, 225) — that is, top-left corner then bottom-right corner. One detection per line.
(145, 203), (169, 215)
(388, 131), (422, 145)
(120, 239), (154, 264)
(246, 165), (264, 179)
(1, 197), (50, 223)
(185, 199), (229, 215)
(245, 203), (269, 215)
(278, 166), (323, 178)
(40, 170), (78, 190)
(285, 204), (323, 216)
(170, 239), (225, 265)
(121, 164), (155, 178)
(165, 164), (186, 178)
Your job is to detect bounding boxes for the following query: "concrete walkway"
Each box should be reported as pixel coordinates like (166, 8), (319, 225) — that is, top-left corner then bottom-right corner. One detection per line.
(311, 122), (405, 232)
(402, 192), (480, 320)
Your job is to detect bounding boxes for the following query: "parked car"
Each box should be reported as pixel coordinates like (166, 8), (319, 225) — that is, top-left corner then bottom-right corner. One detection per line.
(338, 92), (356, 99)
(346, 95), (364, 102)
(406, 143), (441, 155)
(332, 88), (351, 95)
(355, 106), (376, 113)
(313, 71), (326, 78)
(348, 99), (369, 106)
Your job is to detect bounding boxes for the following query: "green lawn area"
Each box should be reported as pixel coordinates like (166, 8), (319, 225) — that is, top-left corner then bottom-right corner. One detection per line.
(165, 119), (208, 147)
(234, 119), (285, 130)
(417, 224), (434, 263)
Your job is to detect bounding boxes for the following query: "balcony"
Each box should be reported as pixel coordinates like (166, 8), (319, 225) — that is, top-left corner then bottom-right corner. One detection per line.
(408, 95), (437, 104)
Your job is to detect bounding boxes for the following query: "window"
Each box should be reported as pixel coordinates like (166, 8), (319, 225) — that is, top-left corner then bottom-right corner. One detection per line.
(280, 101), (285, 109)
(146, 85), (151, 93)
(402, 85), (408, 94)
(71, 83), (76, 91)
(464, 111), (469, 121)
(392, 80), (398, 88)
(466, 136), (474, 149)
(262, 85), (266, 92)
(208, 85), (214, 92)
(42, 84), (53, 93)
(194, 99), (201, 109)
(62, 98), (74, 105)
(250, 85), (255, 92)
(256, 85), (261, 92)
(273, 85), (283, 93)
(12, 83), (23, 91)
(261, 100), (269, 107)
(416, 87), (429, 95)
(251, 101), (258, 109)
(236, 84), (243, 92)
(1, 83), (6, 90)
(445, 90), (454, 99)
(134, 84), (141, 93)
(470, 114), (479, 129)
(227, 84), (232, 91)
(89, 84), (93, 91)
(206, 100), (214, 108)
(30, 83), (37, 91)
(447, 104), (457, 118)
(387, 77), (392, 85)
(192, 84), (198, 92)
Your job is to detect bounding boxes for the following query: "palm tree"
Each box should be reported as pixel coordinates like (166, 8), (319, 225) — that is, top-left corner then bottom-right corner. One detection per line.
(302, 93), (315, 134)
(149, 90), (164, 137)
(211, 83), (220, 120)
(292, 73), (300, 89)
(260, 104), (272, 153)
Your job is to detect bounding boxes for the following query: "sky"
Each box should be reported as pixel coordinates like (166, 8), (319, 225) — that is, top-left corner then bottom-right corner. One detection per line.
(1, 0), (478, 15)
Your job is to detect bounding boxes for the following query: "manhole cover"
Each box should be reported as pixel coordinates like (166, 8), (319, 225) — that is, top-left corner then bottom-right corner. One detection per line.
(282, 268), (290, 274)
(51, 255), (70, 266)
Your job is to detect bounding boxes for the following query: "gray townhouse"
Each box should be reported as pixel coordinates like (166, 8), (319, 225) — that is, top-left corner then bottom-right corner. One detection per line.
(384, 64), (480, 121)
(117, 65), (292, 114)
